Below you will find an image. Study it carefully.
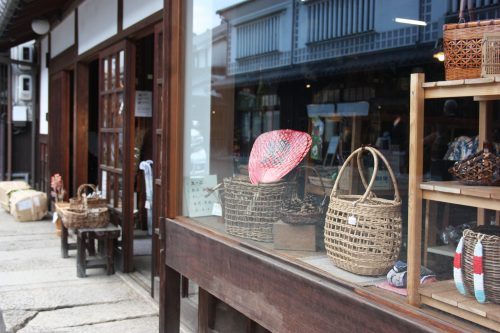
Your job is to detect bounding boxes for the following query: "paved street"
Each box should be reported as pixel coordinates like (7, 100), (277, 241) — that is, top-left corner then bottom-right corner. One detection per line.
(0, 210), (159, 333)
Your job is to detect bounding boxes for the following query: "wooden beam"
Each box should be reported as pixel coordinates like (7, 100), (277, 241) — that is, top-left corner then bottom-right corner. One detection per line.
(408, 73), (425, 306)
(73, 63), (89, 195)
(477, 100), (494, 225)
(164, 0), (184, 218)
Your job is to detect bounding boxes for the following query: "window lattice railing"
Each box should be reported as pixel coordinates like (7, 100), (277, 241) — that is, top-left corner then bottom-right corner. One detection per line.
(236, 14), (280, 59)
(306, 0), (375, 43)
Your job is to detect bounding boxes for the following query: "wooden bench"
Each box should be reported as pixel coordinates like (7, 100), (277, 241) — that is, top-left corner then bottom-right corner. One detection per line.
(76, 224), (121, 278)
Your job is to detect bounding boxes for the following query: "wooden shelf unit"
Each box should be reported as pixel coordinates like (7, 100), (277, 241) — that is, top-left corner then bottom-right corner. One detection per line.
(408, 74), (500, 330)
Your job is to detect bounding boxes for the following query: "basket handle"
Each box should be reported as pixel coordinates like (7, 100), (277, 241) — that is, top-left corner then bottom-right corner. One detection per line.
(358, 146), (401, 202)
(77, 184), (96, 199)
(332, 146), (378, 203)
(332, 146), (401, 204)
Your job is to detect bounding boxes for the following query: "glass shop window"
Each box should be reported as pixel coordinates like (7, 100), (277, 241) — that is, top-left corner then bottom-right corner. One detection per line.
(181, 0), (499, 301)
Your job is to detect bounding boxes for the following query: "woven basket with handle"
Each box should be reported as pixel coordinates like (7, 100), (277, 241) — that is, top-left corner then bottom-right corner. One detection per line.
(69, 184), (107, 209)
(462, 226), (500, 304)
(324, 146), (402, 276)
(443, 0), (500, 80)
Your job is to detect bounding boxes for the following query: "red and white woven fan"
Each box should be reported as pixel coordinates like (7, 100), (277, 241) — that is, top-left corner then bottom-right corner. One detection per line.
(248, 129), (312, 184)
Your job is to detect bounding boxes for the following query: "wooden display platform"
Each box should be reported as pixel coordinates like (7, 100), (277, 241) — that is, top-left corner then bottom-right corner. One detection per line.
(421, 77), (500, 99)
(419, 280), (500, 331)
(420, 181), (500, 210)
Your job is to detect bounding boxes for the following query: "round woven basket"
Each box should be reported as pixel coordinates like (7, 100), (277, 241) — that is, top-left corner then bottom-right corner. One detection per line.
(69, 184), (107, 209)
(462, 226), (500, 304)
(60, 207), (110, 229)
(324, 146), (402, 276)
(223, 175), (290, 242)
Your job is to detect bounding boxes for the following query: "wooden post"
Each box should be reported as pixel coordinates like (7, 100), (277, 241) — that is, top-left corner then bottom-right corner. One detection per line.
(198, 288), (217, 333)
(477, 100), (493, 225)
(408, 73), (425, 306)
(159, 219), (181, 333)
(73, 63), (89, 196)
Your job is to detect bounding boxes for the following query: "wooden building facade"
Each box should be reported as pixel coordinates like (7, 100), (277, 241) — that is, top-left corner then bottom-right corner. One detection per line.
(0, 0), (499, 332)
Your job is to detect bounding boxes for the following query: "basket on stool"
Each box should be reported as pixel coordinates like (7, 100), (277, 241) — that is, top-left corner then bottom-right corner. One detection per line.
(223, 175), (290, 242)
(324, 146), (402, 276)
(462, 226), (500, 304)
(60, 207), (110, 229)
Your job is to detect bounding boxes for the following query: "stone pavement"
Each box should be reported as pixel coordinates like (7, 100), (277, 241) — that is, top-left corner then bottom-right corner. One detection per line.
(0, 209), (160, 333)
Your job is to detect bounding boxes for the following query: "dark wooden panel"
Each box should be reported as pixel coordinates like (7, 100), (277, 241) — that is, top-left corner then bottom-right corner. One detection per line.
(163, 0), (184, 219)
(49, 46), (78, 74)
(48, 71), (71, 201)
(73, 63), (89, 195)
(163, 218), (467, 333)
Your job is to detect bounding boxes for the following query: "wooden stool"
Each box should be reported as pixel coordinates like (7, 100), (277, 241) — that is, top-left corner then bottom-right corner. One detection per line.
(76, 224), (121, 278)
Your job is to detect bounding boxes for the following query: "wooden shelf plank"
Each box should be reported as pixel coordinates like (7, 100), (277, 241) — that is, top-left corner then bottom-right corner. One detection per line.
(422, 190), (500, 210)
(418, 280), (455, 298)
(464, 77), (495, 85)
(433, 290), (470, 307)
(419, 281), (500, 331)
(423, 82), (500, 99)
(421, 295), (500, 331)
(426, 244), (455, 257)
(419, 181), (500, 210)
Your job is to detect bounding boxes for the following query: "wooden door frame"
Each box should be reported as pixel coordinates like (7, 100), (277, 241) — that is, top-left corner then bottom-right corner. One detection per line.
(160, 0), (184, 330)
(98, 40), (136, 273)
(48, 71), (71, 201)
(72, 62), (89, 196)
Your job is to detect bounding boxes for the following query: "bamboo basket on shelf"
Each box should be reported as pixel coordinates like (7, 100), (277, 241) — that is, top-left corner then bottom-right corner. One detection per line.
(324, 146), (402, 276)
(481, 33), (500, 77)
(448, 148), (500, 186)
(462, 226), (500, 304)
(69, 184), (106, 209)
(443, 0), (500, 80)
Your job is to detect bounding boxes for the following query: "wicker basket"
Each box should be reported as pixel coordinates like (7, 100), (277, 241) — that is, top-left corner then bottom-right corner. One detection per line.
(70, 184), (106, 209)
(324, 146), (402, 276)
(448, 148), (500, 186)
(481, 33), (500, 77)
(223, 175), (290, 242)
(462, 226), (500, 304)
(281, 166), (327, 225)
(443, 1), (500, 80)
(60, 207), (110, 229)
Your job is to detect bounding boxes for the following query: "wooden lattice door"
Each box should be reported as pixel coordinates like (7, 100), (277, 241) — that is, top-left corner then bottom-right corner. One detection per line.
(98, 41), (136, 272)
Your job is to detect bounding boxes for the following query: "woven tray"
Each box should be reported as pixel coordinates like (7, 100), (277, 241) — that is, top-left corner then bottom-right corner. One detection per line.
(281, 166), (327, 225)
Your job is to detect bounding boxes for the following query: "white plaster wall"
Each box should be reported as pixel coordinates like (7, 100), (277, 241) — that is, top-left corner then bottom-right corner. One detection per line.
(51, 11), (75, 58)
(123, 0), (163, 29)
(40, 36), (49, 135)
(78, 0), (118, 54)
